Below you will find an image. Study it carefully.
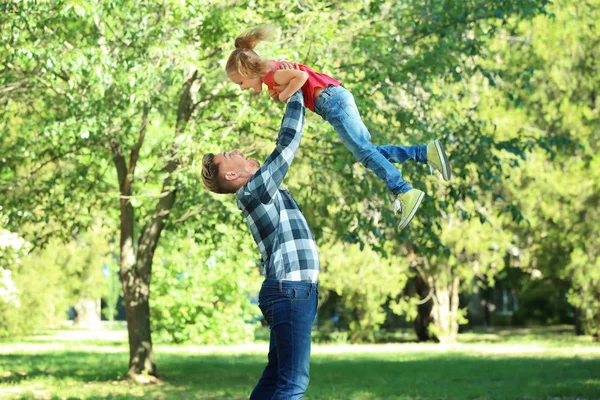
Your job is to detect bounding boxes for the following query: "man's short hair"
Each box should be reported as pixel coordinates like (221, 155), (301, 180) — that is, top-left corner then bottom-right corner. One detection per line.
(201, 153), (235, 194)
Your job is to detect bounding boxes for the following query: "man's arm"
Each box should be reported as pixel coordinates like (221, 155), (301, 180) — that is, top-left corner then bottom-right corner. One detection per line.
(243, 90), (306, 204)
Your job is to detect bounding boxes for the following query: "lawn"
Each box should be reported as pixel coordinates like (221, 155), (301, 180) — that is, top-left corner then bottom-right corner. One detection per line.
(1, 326), (599, 400)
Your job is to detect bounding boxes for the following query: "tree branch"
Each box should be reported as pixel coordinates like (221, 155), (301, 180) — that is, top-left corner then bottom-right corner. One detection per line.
(176, 69), (198, 133)
(128, 102), (149, 176)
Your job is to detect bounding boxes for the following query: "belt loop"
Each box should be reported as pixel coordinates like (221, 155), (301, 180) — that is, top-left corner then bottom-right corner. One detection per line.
(278, 280), (283, 293)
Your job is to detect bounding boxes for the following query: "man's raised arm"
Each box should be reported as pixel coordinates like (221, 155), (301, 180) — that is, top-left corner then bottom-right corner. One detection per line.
(243, 90), (306, 203)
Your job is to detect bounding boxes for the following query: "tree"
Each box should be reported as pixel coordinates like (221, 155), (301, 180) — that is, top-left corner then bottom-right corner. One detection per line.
(474, 0), (599, 338)
(299, 0), (551, 342)
(1, 1), (249, 377)
(318, 242), (410, 342)
(1, 0), (558, 369)
(150, 233), (261, 345)
(1, 0), (363, 376)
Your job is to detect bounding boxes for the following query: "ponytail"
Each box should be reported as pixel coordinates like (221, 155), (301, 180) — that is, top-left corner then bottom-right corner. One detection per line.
(226, 26), (274, 78)
(234, 26), (273, 50)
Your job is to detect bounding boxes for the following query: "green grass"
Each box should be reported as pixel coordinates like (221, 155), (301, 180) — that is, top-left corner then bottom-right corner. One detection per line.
(1, 327), (599, 399)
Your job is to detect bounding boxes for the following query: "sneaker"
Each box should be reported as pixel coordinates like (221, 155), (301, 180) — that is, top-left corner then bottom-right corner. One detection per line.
(427, 140), (452, 181)
(393, 189), (425, 230)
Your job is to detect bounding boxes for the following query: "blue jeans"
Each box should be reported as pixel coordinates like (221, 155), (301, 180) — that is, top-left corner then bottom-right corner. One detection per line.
(250, 280), (319, 400)
(314, 85), (428, 195)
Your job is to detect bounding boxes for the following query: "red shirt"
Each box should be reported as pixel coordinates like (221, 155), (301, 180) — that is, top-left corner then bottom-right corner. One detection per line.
(262, 60), (342, 112)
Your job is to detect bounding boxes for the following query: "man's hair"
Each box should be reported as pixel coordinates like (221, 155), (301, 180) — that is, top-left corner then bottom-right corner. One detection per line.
(226, 26), (273, 79)
(201, 153), (235, 194)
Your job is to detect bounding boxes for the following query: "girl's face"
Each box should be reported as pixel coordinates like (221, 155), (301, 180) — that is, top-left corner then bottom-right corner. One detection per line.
(229, 72), (263, 93)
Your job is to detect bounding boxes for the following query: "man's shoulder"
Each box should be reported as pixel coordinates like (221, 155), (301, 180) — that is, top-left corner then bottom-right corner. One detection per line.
(237, 184), (284, 203)
(236, 184), (278, 203)
(236, 186), (251, 201)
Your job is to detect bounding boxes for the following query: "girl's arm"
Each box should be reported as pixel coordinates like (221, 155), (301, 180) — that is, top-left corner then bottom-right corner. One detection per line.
(273, 69), (308, 103)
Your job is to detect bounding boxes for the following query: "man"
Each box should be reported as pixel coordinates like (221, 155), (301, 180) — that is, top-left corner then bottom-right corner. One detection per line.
(201, 90), (319, 400)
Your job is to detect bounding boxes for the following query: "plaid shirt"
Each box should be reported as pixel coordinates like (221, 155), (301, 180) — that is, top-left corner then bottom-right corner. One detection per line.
(236, 91), (319, 282)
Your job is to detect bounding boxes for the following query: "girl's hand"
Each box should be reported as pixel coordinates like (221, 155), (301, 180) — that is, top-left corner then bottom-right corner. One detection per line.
(273, 62), (308, 103)
(274, 63), (299, 101)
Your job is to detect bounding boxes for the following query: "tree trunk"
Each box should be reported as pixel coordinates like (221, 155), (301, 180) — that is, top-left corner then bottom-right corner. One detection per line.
(112, 102), (159, 378)
(595, 310), (600, 342)
(111, 69), (197, 379)
(429, 269), (461, 345)
(574, 306), (584, 336)
(73, 298), (102, 329)
(124, 287), (155, 376)
(414, 271), (433, 341)
(114, 149), (159, 378)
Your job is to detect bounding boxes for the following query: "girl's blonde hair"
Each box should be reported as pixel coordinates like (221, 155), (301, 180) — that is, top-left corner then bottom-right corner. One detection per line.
(226, 26), (273, 78)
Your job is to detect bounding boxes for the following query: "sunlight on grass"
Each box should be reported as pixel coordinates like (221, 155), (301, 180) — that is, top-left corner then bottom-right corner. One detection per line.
(1, 327), (599, 400)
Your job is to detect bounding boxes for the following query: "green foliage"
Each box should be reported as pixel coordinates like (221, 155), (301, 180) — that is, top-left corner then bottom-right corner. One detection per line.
(0, 224), (113, 338)
(100, 261), (121, 322)
(0, 222), (30, 270)
(0, 266), (20, 338)
(0, 251), (72, 338)
(0, 227), (29, 337)
(318, 242), (410, 343)
(150, 233), (261, 344)
(477, 0), (600, 336)
(511, 272), (572, 325)
(0, 267), (19, 307)
(567, 248), (600, 336)
(1, 0), (593, 348)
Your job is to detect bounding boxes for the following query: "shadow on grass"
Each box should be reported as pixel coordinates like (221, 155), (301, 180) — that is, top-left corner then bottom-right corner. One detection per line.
(0, 352), (129, 384)
(1, 350), (600, 399)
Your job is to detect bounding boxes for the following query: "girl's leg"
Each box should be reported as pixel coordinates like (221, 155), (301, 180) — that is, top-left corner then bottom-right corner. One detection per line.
(376, 145), (428, 164)
(315, 86), (411, 195)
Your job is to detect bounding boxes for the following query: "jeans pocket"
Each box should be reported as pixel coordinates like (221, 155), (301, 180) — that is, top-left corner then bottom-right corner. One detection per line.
(259, 302), (274, 328)
(338, 97), (359, 118)
(291, 287), (313, 302)
(259, 288), (291, 304)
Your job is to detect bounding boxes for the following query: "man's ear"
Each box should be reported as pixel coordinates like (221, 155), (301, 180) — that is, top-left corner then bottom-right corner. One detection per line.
(224, 171), (239, 181)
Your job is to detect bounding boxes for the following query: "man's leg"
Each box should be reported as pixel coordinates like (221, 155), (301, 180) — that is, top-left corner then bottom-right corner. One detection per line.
(249, 329), (278, 400)
(271, 282), (318, 400)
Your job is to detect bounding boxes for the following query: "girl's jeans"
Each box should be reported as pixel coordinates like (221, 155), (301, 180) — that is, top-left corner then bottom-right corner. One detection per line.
(314, 85), (427, 195)
(250, 279), (319, 400)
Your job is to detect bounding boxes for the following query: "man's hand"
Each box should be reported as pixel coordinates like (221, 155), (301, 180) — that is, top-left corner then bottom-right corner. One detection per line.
(268, 88), (279, 101)
(279, 62), (300, 71)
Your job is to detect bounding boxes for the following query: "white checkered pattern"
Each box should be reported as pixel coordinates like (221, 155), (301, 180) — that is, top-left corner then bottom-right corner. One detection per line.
(236, 91), (319, 282)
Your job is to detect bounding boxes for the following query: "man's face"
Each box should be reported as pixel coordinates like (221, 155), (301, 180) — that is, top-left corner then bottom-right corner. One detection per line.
(213, 149), (260, 184)
(229, 72), (263, 93)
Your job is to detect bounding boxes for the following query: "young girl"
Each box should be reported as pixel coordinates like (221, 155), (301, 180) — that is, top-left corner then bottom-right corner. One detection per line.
(226, 27), (452, 230)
